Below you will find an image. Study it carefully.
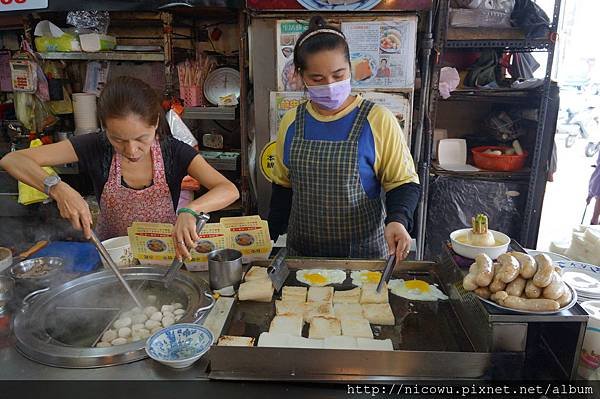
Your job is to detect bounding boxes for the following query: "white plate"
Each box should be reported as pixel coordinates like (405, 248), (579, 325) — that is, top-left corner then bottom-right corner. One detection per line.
(556, 261), (600, 298)
(203, 68), (240, 106)
(477, 283), (578, 315)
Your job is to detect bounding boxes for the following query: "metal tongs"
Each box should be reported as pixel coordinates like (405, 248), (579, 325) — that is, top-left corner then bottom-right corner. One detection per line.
(163, 213), (210, 288)
(89, 231), (144, 309)
(376, 253), (396, 293)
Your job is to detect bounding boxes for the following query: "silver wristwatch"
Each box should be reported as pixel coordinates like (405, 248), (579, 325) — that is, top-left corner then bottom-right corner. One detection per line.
(43, 175), (61, 195)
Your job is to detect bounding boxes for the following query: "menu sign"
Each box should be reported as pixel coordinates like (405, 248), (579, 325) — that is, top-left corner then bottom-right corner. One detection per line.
(0, 0), (48, 12)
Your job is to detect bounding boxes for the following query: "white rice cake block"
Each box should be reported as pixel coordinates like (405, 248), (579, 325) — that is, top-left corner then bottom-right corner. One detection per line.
(275, 300), (304, 318)
(287, 335), (324, 349)
(244, 266), (268, 282)
(303, 301), (334, 323)
(238, 278), (273, 303)
(281, 286), (307, 303)
(361, 303), (395, 326)
(257, 332), (290, 348)
(333, 287), (361, 304)
(356, 338), (394, 351)
(323, 336), (358, 350)
(334, 303), (364, 320)
(269, 315), (303, 336)
(217, 335), (255, 347)
(308, 316), (341, 339)
(307, 286), (334, 303)
(359, 283), (389, 304)
(341, 317), (373, 339)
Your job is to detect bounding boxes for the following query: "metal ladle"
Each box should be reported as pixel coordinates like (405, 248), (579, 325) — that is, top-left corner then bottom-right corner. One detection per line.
(89, 231), (144, 309)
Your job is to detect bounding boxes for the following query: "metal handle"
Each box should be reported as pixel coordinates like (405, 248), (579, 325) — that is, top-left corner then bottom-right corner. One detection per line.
(22, 287), (49, 307)
(89, 231), (144, 309)
(377, 254), (396, 293)
(193, 292), (216, 324)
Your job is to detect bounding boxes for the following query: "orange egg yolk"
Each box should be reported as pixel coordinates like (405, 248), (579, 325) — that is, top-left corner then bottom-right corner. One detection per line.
(305, 273), (327, 285)
(363, 271), (382, 283)
(405, 280), (430, 292)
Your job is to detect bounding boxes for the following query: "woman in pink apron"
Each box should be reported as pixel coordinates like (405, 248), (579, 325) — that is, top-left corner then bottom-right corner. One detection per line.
(0, 77), (239, 260)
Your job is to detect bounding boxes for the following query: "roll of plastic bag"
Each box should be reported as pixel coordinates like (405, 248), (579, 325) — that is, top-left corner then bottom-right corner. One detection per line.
(166, 109), (197, 147)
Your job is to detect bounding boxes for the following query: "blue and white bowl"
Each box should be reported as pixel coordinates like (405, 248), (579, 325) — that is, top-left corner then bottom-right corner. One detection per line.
(145, 324), (213, 369)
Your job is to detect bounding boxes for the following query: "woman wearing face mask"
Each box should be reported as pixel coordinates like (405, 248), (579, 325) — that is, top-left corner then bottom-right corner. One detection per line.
(0, 77), (239, 260)
(268, 16), (421, 261)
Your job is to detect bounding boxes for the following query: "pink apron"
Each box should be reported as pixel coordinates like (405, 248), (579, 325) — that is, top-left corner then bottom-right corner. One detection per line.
(97, 140), (177, 240)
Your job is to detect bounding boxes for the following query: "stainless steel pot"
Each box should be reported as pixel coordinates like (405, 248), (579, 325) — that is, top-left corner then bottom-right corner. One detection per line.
(14, 266), (214, 368)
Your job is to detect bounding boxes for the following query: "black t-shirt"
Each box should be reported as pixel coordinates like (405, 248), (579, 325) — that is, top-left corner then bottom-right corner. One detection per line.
(69, 132), (198, 209)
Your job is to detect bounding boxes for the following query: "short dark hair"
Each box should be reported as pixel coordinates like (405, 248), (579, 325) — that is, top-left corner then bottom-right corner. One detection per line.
(98, 76), (171, 140)
(293, 16), (350, 73)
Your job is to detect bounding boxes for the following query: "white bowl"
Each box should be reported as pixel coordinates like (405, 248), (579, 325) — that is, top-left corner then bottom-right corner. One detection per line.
(145, 324), (213, 369)
(450, 228), (510, 260)
(101, 236), (133, 268)
(0, 247), (12, 273)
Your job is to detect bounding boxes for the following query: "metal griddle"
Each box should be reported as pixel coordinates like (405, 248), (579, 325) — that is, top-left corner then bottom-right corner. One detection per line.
(209, 258), (506, 381)
(14, 266), (212, 368)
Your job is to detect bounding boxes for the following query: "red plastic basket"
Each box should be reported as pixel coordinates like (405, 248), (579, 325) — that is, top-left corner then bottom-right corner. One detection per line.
(472, 146), (528, 172)
(179, 86), (204, 107)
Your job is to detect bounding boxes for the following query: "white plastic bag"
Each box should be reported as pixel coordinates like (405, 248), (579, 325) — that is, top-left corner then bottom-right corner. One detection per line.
(166, 109), (197, 147)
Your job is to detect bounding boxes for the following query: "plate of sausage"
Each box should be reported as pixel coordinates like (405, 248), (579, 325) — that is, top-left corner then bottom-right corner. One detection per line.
(463, 251), (578, 314)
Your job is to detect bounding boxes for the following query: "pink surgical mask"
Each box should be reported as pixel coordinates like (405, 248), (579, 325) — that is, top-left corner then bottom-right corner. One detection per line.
(305, 78), (352, 110)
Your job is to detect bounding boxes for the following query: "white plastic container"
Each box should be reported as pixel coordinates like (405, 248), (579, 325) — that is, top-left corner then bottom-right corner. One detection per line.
(101, 236), (133, 268)
(578, 301), (600, 379)
(450, 228), (510, 260)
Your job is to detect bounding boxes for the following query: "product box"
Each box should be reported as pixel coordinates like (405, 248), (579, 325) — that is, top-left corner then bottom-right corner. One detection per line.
(127, 216), (271, 271)
(127, 222), (227, 271)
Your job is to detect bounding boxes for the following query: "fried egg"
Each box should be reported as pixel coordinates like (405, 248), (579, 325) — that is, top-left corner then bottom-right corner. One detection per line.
(296, 269), (346, 287)
(388, 279), (448, 301)
(350, 270), (382, 287)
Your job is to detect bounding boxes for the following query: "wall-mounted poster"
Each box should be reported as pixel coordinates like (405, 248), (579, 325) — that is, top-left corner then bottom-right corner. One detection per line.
(276, 20), (309, 92)
(342, 17), (417, 90)
(247, 0), (433, 11)
(276, 17), (417, 91)
(270, 91), (412, 144)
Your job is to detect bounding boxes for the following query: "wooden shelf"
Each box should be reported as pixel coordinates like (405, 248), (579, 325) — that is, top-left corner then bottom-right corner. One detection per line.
(445, 28), (552, 50)
(38, 52), (165, 62)
(447, 27), (526, 41)
(441, 87), (543, 103)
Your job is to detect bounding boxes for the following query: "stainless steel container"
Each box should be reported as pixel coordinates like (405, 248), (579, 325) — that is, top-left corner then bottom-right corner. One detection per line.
(207, 249), (243, 291)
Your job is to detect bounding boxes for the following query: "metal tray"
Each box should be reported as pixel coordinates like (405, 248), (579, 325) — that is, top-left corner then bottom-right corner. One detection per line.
(476, 282), (578, 315)
(209, 258), (502, 381)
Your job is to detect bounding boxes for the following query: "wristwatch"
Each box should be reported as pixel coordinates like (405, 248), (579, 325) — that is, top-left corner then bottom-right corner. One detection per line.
(43, 175), (62, 196)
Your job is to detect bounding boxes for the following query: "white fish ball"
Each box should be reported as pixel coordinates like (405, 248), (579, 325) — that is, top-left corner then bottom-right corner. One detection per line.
(150, 326), (162, 334)
(144, 306), (158, 317)
(161, 305), (175, 313)
(131, 323), (145, 331)
(145, 320), (161, 330)
(120, 311), (132, 319)
(161, 311), (174, 320)
(131, 314), (147, 324)
(150, 312), (163, 321)
(96, 341), (111, 348)
(118, 327), (132, 338)
(174, 315), (183, 322)
(111, 337), (128, 346)
(146, 295), (157, 304)
(113, 317), (132, 329)
(174, 309), (185, 316)
(172, 303), (183, 310)
(131, 334), (142, 342)
(137, 328), (150, 339)
(129, 307), (143, 314)
(162, 316), (175, 327)
(101, 330), (117, 343)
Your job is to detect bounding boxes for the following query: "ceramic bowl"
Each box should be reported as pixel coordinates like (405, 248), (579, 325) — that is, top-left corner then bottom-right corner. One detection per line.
(145, 324), (213, 369)
(450, 228), (510, 260)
